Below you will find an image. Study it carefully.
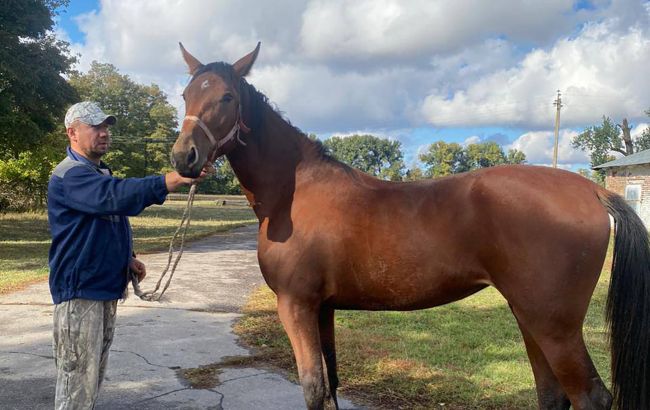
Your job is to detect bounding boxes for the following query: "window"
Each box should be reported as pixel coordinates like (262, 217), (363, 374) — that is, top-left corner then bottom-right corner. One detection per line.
(625, 185), (641, 214)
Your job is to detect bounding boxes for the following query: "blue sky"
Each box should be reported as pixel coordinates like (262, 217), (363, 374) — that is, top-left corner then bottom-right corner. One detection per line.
(54, 0), (650, 171)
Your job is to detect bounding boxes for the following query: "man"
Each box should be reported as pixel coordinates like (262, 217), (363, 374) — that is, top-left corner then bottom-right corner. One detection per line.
(47, 101), (206, 409)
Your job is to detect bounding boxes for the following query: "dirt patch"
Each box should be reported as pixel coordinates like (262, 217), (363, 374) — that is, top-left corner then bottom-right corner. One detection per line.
(177, 363), (223, 389)
(176, 353), (285, 390)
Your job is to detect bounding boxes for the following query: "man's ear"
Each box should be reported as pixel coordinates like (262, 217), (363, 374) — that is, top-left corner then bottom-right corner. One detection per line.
(66, 126), (77, 142)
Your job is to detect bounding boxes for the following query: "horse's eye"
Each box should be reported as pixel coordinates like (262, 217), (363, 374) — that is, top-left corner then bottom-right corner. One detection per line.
(221, 93), (233, 103)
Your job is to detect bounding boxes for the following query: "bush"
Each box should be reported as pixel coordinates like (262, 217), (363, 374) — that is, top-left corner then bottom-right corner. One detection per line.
(0, 148), (63, 211)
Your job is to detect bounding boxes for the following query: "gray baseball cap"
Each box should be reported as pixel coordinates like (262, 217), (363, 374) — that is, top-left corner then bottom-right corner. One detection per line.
(64, 101), (117, 128)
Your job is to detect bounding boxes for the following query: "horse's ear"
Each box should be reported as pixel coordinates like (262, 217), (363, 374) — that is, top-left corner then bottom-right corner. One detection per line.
(179, 42), (203, 75)
(232, 42), (261, 77)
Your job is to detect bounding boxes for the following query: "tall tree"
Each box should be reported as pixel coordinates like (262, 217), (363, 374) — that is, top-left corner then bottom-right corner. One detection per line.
(571, 116), (625, 183)
(68, 62), (178, 178)
(0, 0), (78, 156)
(324, 134), (404, 181)
(419, 141), (466, 177)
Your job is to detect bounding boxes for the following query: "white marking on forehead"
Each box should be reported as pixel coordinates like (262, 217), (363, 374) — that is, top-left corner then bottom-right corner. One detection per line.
(201, 80), (209, 90)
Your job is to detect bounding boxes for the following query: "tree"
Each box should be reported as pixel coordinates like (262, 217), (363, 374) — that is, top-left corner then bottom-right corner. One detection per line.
(323, 134), (404, 180)
(404, 163), (425, 181)
(420, 140), (525, 177)
(196, 158), (242, 195)
(68, 62), (178, 178)
(572, 116), (625, 183)
(0, 0), (78, 156)
(506, 148), (527, 165)
(465, 141), (505, 169)
(637, 109), (650, 152)
(419, 141), (466, 177)
(0, 133), (67, 210)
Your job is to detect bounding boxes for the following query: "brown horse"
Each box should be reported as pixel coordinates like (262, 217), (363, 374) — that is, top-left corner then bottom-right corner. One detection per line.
(171, 43), (650, 410)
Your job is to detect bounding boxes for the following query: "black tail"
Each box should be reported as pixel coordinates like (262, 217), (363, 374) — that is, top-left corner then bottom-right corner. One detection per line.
(599, 191), (650, 410)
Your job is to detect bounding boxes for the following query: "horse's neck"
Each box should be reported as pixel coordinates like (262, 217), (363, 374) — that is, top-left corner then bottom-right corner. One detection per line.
(227, 103), (312, 214)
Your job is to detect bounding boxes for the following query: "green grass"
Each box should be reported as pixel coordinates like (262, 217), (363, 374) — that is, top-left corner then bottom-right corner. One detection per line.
(236, 256), (613, 410)
(0, 197), (256, 294)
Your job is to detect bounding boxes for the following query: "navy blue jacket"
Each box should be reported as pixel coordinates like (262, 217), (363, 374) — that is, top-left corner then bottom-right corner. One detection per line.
(47, 147), (168, 304)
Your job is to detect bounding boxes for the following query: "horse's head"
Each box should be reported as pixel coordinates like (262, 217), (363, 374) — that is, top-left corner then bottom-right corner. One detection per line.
(171, 42), (260, 177)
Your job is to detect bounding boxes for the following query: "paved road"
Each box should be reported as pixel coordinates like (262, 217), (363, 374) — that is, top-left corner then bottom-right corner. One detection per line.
(0, 225), (361, 409)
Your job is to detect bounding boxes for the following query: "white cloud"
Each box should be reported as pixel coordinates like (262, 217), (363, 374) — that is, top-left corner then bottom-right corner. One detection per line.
(300, 0), (580, 62)
(507, 129), (589, 165)
(422, 18), (650, 128)
(632, 122), (649, 140)
(55, 0), (650, 171)
(462, 136), (481, 146)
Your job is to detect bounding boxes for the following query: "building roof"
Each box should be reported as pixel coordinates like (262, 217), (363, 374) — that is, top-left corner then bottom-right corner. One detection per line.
(593, 148), (650, 169)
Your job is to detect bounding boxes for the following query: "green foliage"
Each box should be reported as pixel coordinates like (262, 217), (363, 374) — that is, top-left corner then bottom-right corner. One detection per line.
(403, 164), (425, 181)
(0, 0), (78, 156)
(196, 158), (242, 195)
(420, 140), (525, 177)
(572, 116), (620, 183)
(323, 134), (405, 180)
(506, 148), (527, 165)
(419, 141), (466, 177)
(638, 108), (650, 152)
(68, 62), (178, 178)
(0, 131), (66, 210)
(465, 141), (509, 169)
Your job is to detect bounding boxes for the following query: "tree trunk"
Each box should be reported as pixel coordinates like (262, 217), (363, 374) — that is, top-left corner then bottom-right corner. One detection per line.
(619, 118), (634, 155)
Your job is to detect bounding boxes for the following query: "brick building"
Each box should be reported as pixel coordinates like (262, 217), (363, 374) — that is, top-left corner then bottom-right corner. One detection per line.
(593, 148), (650, 228)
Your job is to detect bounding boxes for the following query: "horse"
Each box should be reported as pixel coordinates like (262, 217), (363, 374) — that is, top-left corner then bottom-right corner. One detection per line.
(170, 43), (650, 410)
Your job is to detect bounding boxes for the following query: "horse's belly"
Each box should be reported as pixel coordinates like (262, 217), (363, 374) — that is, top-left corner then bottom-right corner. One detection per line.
(330, 265), (490, 311)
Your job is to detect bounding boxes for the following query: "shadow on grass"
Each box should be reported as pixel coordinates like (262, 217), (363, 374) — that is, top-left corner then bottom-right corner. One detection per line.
(0, 217), (50, 242)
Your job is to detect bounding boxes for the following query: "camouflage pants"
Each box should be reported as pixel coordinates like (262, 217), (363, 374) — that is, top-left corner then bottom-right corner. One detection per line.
(53, 299), (117, 410)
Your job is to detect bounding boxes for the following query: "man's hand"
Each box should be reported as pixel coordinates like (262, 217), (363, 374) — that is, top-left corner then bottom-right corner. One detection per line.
(129, 258), (147, 283)
(165, 164), (212, 192)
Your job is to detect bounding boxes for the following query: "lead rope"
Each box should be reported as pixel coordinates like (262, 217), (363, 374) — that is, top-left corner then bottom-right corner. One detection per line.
(131, 183), (197, 301)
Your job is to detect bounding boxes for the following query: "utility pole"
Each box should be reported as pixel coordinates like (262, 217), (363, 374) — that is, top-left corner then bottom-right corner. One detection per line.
(552, 90), (562, 168)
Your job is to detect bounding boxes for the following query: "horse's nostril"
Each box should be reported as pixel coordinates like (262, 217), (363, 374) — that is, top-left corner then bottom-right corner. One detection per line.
(187, 146), (197, 166)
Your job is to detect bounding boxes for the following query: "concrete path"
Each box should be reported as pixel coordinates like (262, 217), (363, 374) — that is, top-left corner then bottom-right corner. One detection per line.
(0, 225), (361, 409)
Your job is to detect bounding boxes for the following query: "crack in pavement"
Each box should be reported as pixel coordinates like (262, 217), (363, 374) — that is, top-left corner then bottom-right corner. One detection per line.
(0, 350), (53, 360)
(208, 388), (225, 410)
(218, 371), (272, 385)
(111, 349), (169, 369)
(133, 386), (226, 407)
(132, 387), (190, 404)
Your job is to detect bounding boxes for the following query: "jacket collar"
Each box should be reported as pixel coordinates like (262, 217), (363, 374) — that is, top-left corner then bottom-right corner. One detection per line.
(67, 146), (111, 172)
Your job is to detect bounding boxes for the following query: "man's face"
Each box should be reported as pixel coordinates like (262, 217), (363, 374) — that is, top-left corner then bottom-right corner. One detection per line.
(67, 121), (111, 162)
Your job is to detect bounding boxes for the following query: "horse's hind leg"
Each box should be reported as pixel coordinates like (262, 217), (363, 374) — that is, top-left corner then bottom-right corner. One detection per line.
(319, 306), (339, 409)
(277, 295), (334, 410)
(510, 305), (570, 409)
(511, 305), (612, 410)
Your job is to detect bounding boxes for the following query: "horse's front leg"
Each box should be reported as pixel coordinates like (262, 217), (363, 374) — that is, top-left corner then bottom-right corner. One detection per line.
(277, 295), (331, 410)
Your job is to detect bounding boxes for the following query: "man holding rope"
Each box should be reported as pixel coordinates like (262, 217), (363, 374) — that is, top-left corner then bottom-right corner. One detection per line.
(47, 101), (208, 410)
